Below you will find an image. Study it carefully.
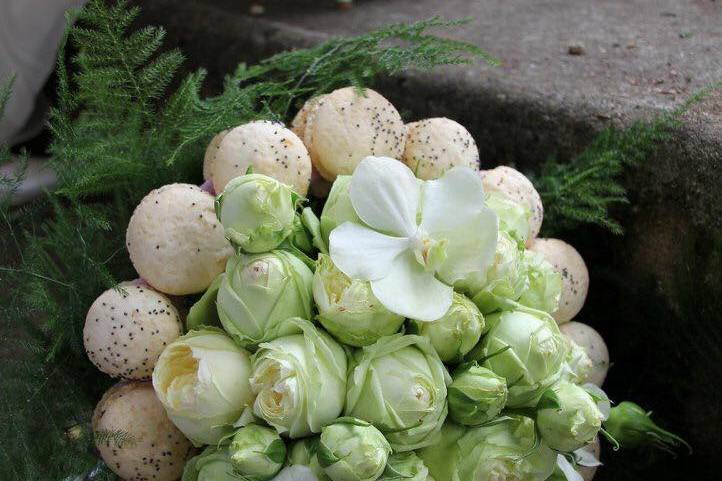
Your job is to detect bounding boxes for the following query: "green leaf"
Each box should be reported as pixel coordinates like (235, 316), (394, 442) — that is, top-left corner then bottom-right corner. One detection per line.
(330, 417), (373, 428)
(187, 273), (225, 330)
(536, 388), (561, 411)
(317, 441), (340, 468)
(301, 207), (327, 255)
(264, 439), (287, 465)
(530, 82), (722, 235)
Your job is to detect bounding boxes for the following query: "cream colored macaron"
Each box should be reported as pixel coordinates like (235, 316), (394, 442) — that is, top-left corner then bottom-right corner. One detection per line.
(482, 166), (543, 240)
(93, 381), (194, 481)
(202, 129), (229, 181)
(293, 96), (332, 198)
(210, 120), (312, 196)
(560, 322), (609, 387)
(291, 95), (327, 142)
(528, 238), (589, 323)
(304, 87), (406, 181)
(402, 117), (479, 179)
(126, 183), (233, 295)
(84, 283), (182, 379)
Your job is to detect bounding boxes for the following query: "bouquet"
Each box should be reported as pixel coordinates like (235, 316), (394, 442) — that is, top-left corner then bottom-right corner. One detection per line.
(83, 85), (687, 481)
(1, 2), (695, 481)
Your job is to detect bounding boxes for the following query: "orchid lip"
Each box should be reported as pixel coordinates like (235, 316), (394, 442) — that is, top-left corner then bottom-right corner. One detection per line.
(409, 228), (447, 272)
(409, 229), (427, 258)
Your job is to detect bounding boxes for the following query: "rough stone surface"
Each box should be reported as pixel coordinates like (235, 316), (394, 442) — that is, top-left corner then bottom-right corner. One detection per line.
(137, 0), (721, 216)
(138, 1), (721, 479)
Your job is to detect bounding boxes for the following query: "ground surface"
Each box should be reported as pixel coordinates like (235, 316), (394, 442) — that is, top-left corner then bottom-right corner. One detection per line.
(142, 0), (721, 220)
(235, 0), (721, 111)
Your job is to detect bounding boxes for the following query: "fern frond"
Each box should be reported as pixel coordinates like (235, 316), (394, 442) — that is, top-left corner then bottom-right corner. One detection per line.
(163, 17), (496, 166)
(0, 353), (112, 481)
(1, 77), (30, 230)
(247, 16), (497, 116)
(533, 116), (675, 235)
(534, 79), (721, 235)
(0, 74), (14, 117)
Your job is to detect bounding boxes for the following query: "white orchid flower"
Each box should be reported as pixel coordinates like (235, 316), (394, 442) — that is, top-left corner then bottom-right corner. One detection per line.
(329, 156), (498, 321)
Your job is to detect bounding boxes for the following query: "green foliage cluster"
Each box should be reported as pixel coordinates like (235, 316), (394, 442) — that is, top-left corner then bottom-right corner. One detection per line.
(533, 120), (672, 235)
(534, 84), (719, 235)
(0, 77), (25, 204)
(0, 2), (492, 479)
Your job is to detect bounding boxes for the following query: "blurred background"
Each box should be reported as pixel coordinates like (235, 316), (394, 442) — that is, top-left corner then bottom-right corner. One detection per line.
(1, 1), (720, 480)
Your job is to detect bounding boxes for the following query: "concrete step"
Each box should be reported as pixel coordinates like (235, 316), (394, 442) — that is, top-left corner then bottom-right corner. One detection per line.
(140, 0), (721, 221)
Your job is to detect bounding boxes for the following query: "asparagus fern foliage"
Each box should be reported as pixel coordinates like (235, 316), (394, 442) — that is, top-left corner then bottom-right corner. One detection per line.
(533, 119), (673, 235)
(534, 84), (719, 235)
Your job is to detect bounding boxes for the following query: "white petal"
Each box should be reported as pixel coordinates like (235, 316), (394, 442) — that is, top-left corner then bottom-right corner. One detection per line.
(435, 207), (499, 285)
(371, 252), (452, 321)
(420, 166), (486, 234)
(583, 383), (611, 420)
(556, 454), (584, 481)
(272, 466), (319, 481)
(350, 156), (420, 237)
(329, 222), (409, 281)
(573, 445), (602, 467)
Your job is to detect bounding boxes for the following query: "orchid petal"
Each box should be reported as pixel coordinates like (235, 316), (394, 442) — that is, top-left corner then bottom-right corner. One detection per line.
(420, 166), (487, 234)
(435, 207), (499, 285)
(349, 156), (420, 237)
(329, 222), (409, 281)
(418, 167), (499, 284)
(370, 252), (453, 321)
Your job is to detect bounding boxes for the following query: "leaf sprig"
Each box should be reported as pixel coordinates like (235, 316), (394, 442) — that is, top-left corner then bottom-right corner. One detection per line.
(534, 83), (720, 235)
(533, 119), (673, 235)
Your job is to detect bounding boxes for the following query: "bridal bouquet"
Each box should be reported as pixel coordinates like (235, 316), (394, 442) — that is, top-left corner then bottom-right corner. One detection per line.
(83, 86), (686, 481)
